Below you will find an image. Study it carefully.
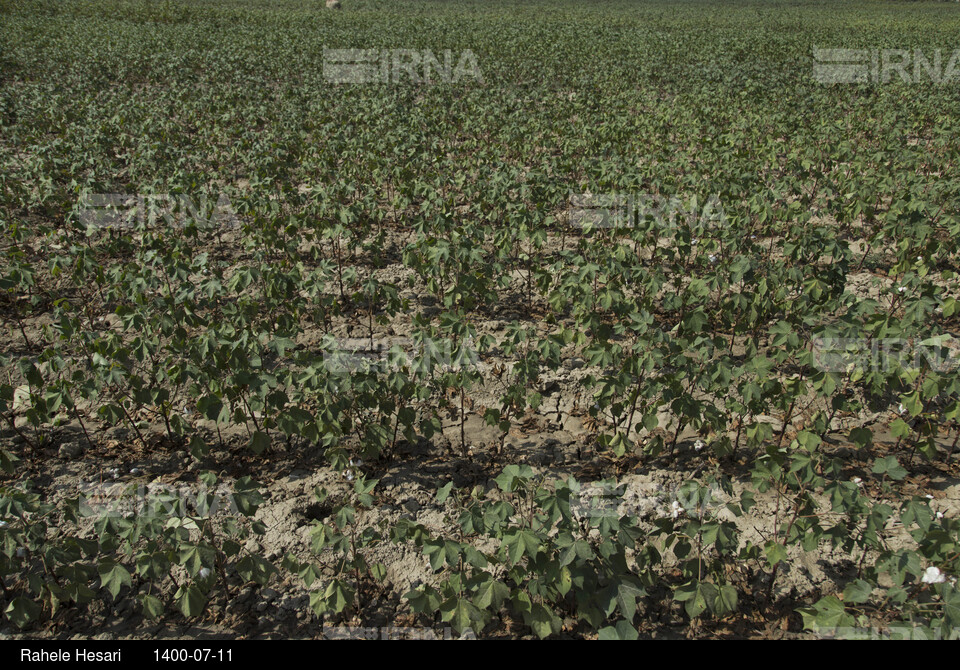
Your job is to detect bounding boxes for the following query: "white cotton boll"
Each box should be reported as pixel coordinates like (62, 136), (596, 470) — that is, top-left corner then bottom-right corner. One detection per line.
(936, 511), (944, 520)
(898, 403), (907, 415)
(926, 494), (934, 500)
(694, 439), (705, 452)
(199, 567), (211, 579)
(852, 477), (862, 487)
(0, 521), (7, 529)
(670, 500), (683, 520)
(921, 567), (946, 584)
(130, 467), (142, 476)
(708, 254), (717, 263)
(15, 548), (26, 557)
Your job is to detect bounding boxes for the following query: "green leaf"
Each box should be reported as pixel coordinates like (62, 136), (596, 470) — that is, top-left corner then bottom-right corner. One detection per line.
(849, 427), (872, 448)
(231, 477), (265, 516)
(436, 482), (454, 504)
(505, 529), (541, 564)
(615, 580), (644, 620)
(494, 465), (534, 492)
(764, 541), (788, 567)
(249, 430), (270, 454)
(842, 579), (873, 604)
(798, 595), (856, 634)
(901, 391), (922, 417)
(189, 434), (208, 458)
(98, 560), (132, 600)
(598, 619), (639, 640)
(405, 586), (442, 615)
(942, 587), (960, 627)
(872, 456), (907, 481)
(370, 563), (387, 582)
(473, 579), (509, 611)
(523, 602), (561, 639)
(674, 580), (711, 619)
(440, 597), (481, 636)
(5, 596), (41, 628)
(139, 594), (164, 620)
(175, 585), (207, 618)
(714, 584), (738, 616)
(323, 579), (354, 614)
(463, 545), (488, 569)
(236, 555), (276, 585)
(0, 448), (19, 474)
(890, 418), (911, 439)
(557, 565), (573, 597)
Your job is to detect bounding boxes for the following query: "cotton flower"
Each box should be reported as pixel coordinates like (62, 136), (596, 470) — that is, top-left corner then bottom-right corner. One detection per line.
(921, 566), (946, 584)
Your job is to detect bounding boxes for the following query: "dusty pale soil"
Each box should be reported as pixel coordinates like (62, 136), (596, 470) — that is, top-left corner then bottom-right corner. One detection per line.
(1, 224), (958, 640)
(2, 412), (958, 640)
